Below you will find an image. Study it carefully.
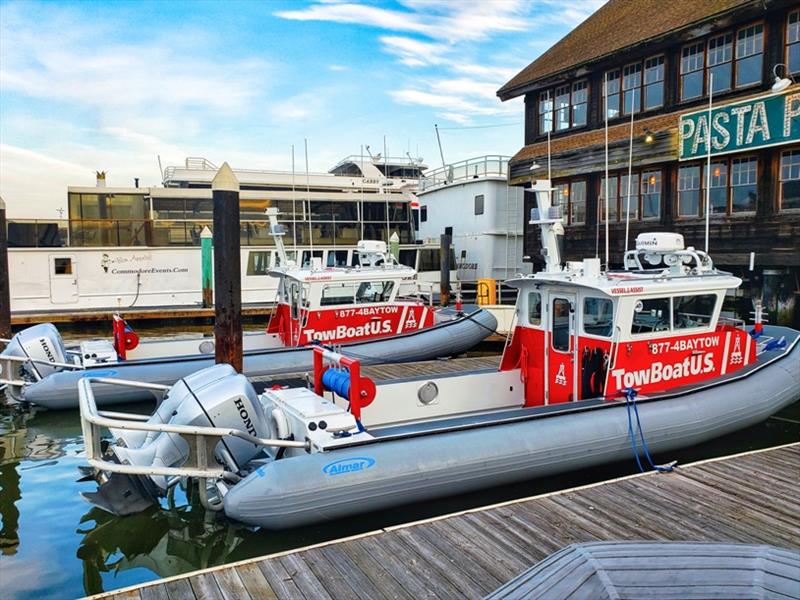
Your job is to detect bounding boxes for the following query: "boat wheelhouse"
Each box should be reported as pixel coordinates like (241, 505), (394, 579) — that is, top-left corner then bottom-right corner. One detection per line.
(77, 180), (798, 528)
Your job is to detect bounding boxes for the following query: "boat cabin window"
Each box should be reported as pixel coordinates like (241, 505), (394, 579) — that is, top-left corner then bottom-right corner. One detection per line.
(583, 297), (614, 337)
(552, 298), (572, 352)
(274, 250), (297, 268)
(301, 250), (324, 268)
(631, 297), (671, 334)
(327, 250), (349, 268)
(246, 251), (271, 276)
(321, 282), (356, 306)
(673, 294), (716, 329)
(53, 257), (73, 275)
(356, 281), (395, 303)
(289, 281), (301, 319)
(527, 291), (542, 326)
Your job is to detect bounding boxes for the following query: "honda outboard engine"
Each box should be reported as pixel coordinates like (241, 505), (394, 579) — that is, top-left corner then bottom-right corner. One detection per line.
(109, 364), (270, 490)
(1, 323), (69, 400)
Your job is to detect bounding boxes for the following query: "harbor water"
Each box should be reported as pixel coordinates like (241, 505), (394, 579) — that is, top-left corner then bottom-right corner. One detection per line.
(0, 325), (798, 599)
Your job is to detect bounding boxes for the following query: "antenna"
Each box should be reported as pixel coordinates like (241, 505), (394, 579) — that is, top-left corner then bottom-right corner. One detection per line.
(291, 145), (297, 255)
(360, 145), (365, 240)
(157, 155), (164, 184)
(705, 73), (713, 254)
(624, 92), (635, 254)
(434, 124), (446, 169)
(365, 145), (374, 159)
(603, 74), (610, 269)
(547, 131), (551, 181)
(385, 135), (390, 243)
(305, 138), (312, 260)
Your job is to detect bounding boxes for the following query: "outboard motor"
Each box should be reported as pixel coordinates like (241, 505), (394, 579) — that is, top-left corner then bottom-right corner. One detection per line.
(110, 364), (270, 490)
(1, 323), (69, 400)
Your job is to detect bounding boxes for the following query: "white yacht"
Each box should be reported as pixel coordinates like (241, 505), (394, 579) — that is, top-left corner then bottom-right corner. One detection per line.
(7, 155), (456, 313)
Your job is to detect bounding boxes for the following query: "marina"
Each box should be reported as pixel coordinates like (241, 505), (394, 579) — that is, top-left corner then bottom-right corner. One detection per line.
(88, 442), (800, 600)
(1, 0), (800, 598)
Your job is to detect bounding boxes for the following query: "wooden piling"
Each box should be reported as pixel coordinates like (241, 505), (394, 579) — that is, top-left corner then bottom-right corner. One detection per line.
(0, 196), (11, 339)
(212, 164), (243, 372)
(200, 226), (213, 308)
(440, 227), (452, 307)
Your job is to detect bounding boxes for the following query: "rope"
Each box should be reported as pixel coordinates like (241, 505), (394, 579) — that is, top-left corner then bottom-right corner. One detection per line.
(623, 388), (676, 473)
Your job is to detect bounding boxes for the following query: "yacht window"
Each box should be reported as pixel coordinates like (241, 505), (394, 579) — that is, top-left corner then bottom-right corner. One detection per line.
(246, 251), (271, 276)
(398, 249), (417, 268)
(327, 250), (349, 267)
(673, 294), (716, 329)
(356, 281), (395, 303)
(528, 292), (542, 326)
(631, 297), (671, 334)
(583, 297), (614, 337)
(418, 249), (439, 271)
(321, 282), (357, 306)
(301, 250), (324, 268)
(54, 257), (73, 275)
(551, 298), (571, 352)
(420, 206), (428, 222)
(474, 194), (485, 216)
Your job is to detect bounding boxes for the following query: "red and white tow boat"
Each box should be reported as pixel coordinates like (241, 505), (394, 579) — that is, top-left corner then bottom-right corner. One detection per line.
(78, 180), (799, 528)
(1, 213), (497, 409)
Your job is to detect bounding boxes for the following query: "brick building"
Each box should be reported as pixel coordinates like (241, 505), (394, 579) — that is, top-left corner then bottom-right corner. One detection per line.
(498, 0), (800, 325)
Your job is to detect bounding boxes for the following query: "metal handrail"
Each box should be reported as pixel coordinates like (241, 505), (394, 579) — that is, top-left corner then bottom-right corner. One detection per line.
(420, 155), (510, 191)
(79, 376), (308, 481)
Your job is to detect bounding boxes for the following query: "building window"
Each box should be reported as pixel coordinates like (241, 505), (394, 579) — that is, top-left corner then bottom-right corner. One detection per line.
(539, 89), (554, 133)
(474, 194), (485, 215)
(788, 10), (800, 74)
(420, 205), (428, 222)
(708, 33), (733, 93)
(678, 165), (701, 217)
(735, 24), (763, 88)
(600, 175), (619, 222)
(677, 157), (758, 217)
(572, 80), (588, 127)
(680, 42), (705, 101)
(780, 150), (800, 210)
(539, 81), (588, 134)
(620, 173), (640, 220)
(731, 157), (757, 212)
(643, 56), (664, 109)
(571, 180), (586, 224)
(641, 171), (661, 219)
(622, 63), (642, 114)
(603, 70), (621, 119)
(709, 162), (729, 214)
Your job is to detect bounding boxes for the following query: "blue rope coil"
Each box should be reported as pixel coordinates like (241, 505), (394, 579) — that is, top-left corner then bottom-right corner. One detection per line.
(623, 388), (675, 474)
(322, 368), (352, 401)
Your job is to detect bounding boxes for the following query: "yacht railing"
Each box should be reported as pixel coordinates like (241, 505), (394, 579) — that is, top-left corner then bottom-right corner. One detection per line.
(420, 156), (510, 191)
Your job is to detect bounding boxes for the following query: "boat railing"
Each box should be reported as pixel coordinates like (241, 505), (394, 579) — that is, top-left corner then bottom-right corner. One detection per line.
(718, 315), (747, 330)
(420, 156), (510, 191)
(0, 353), (85, 388)
(79, 376), (309, 482)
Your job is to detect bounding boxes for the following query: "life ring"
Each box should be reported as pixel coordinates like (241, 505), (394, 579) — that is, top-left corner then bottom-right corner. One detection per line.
(269, 407), (290, 440)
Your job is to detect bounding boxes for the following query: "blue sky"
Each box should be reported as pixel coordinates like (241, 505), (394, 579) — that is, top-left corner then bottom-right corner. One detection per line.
(0, 0), (602, 218)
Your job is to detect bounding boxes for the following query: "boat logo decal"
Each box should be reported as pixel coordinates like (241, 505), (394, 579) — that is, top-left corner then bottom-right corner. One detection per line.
(730, 335), (743, 365)
(82, 370), (119, 378)
(554, 363), (567, 386)
(610, 353), (714, 390)
(322, 457), (376, 476)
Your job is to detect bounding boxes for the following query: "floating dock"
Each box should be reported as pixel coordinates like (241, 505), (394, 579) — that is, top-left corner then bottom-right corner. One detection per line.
(87, 442), (800, 600)
(10, 304), (274, 326)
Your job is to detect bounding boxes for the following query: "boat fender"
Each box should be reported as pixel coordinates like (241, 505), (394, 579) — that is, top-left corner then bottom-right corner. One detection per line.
(269, 407), (290, 440)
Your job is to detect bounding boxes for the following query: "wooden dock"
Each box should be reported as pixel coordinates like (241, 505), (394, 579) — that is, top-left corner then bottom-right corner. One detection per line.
(89, 442), (800, 600)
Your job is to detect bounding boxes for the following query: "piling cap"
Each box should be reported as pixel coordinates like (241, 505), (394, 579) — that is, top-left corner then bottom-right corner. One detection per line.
(200, 225), (212, 238)
(212, 162), (240, 192)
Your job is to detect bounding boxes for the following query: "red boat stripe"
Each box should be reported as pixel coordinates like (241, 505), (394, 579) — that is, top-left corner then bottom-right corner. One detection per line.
(419, 307), (429, 329)
(396, 305), (409, 333)
(721, 331), (731, 375)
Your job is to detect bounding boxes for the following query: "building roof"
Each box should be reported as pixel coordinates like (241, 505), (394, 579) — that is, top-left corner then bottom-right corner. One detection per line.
(497, 0), (755, 100)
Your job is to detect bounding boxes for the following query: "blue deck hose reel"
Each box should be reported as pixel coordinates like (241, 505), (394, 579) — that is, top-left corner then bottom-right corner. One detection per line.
(322, 368), (352, 401)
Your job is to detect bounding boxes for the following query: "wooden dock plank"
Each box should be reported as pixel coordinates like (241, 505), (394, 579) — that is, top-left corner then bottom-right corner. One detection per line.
(92, 444), (800, 600)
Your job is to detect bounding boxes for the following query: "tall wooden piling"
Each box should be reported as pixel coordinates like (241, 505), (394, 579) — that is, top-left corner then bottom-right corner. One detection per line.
(200, 226), (213, 308)
(0, 197), (11, 339)
(440, 226), (452, 307)
(212, 164), (243, 372)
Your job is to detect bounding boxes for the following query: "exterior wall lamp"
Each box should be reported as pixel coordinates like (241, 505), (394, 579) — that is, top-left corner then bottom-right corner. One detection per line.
(643, 130), (654, 144)
(771, 63), (795, 93)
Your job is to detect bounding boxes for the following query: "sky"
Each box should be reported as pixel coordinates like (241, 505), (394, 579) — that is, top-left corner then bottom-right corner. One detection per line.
(0, 0), (603, 218)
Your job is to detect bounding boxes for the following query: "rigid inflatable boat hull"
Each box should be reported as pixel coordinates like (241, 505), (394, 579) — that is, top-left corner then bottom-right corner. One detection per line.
(20, 308), (496, 409)
(223, 336), (799, 529)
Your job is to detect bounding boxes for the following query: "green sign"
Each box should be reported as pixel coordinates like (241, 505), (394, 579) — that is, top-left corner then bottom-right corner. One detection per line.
(678, 89), (800, 161)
